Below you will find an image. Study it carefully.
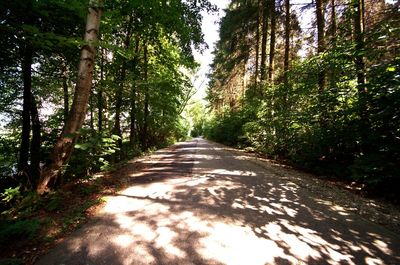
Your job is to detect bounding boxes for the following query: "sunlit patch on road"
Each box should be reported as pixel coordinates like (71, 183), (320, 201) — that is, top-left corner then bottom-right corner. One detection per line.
(36, 139), (400, 265)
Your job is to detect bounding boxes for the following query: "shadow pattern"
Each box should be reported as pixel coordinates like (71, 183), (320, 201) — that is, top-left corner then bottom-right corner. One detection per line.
(36, 139), (400, 265)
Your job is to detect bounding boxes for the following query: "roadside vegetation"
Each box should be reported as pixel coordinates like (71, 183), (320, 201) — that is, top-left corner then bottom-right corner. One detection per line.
(201, 0), (399, 198)
(0, 0), (215, 263)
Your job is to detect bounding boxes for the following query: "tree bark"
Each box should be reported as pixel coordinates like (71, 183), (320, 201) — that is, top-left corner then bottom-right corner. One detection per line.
(327, 0), (337, 94)
(283, 0), (290, 93)
(18, 45), (32, 176)
(354, 0), (366, 93)
(254, 0), (261, 86)
(30, 93), (41, 187)
(37, 1), (103, 194)
(113, 61), (124, 149)
(113, 14), (133, 150)
(141, 43), (149, 149)
(353, 0), (368, 153)
(316, 0), (326, 92)
(90, 91), (94, 130)
(129, 39), (140, 146)
(260, 0), (269, 82)
(98, 47), (104, 132)
(268, 0), (276, 83)
(62, 61), (69, 124)
(330, 0), (336, 44)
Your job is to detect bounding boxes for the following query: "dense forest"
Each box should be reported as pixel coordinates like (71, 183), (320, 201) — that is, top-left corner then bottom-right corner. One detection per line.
(0, 0), (216, 194)
(0, 0), (216, 253)
(201, 0), (399, 195)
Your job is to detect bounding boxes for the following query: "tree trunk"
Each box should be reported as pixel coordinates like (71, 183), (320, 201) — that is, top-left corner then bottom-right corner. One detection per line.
(254, 0), (261, 86)
(354, 0), (366, 93)
(62, 61), (69, 124)
(37, 2), (103, 194)
(330, 0), (336, 44)
(141, 43), (149, 149)
(98, 47), (104, 132)
(89, 91), (94, 130)
(30, 93), (41, 187)
(18, 45), (32, 176)
(130, 39), (140, 146)
(268, 0), (276, 83)
(327, 0), (337, 95)
(260, 0), (269, 82)
(113, 14), (133, 150)
(316, 0), (326, 92)
(283, 0), (290, 93)
(279, 0), (290, 155)
(113, 61), (124, 149)
(353, 0), (368, 153)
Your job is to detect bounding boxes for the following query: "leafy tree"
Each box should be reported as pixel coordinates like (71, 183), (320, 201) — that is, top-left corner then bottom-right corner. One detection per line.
(205, 0), (399, 192)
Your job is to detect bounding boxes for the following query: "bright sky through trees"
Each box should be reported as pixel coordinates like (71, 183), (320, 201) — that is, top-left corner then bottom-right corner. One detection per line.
(193, 0), (230, 100)
(192, 0), (397, 100)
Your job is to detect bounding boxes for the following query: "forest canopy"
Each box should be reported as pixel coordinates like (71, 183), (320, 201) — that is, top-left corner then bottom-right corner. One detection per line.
(0, 0), (216, 197)
(203, 0), (399, 194)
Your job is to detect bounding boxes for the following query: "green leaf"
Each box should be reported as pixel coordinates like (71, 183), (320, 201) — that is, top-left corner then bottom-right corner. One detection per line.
(386, 66), (396, 72)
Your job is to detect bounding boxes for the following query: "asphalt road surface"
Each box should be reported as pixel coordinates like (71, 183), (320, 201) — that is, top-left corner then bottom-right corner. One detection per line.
(36, 138), (400, 265)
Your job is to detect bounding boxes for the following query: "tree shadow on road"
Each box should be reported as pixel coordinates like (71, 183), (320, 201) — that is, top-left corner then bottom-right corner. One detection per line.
(36, 139), (400, 265)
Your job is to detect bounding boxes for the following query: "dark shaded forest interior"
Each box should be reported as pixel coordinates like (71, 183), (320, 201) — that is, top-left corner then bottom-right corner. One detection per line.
(0, 0), (399, 264)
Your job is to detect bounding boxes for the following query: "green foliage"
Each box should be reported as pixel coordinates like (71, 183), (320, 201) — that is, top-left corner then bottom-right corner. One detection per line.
(44, 193), (65, 212)
(350, 57), (400, 185)
(68, 129), (120, 177)
(204, 104), (257, 146)
(62, 198), (101, 230)
(0, 219), (40, 244)
(0, 134), (19, 178)
(1, 186), (21, 204)
(205, 2), (400, 191)
(186, 100), (206, 137)
(0, 258), (23, 265)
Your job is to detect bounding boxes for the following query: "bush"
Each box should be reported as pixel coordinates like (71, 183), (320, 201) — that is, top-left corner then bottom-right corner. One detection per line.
(0, 219), (40, 244)
(67, 129), (120, 178)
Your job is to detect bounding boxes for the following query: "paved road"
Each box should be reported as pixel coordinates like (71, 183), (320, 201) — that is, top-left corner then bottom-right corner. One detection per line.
(37, 138), (400, 265)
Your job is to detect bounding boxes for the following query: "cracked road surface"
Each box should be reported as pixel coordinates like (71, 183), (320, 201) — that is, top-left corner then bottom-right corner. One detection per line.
(36, 138), (400, 265)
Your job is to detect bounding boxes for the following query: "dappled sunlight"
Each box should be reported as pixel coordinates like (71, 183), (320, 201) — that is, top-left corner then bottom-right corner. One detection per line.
(207, 168), (257, 177)
(199, 222), (285, 265)
(37, 139), (400, 265)
(113, 234), (135, 248)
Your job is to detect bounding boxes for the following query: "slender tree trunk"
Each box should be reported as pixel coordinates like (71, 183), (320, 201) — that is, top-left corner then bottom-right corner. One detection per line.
(129, 86), (137, 145)
(142, 43), (149, 149)
(98, 48), (104, 132)
(268, 0), (276, 83)
(283, 0), (290, 93)
(327, 0), (337, 93)
(18, 45), (32, 175)
(254, 0), (261, 86)
(260, 0), (269, 82)
(37, 2), (103, 194)
(330, 0), (336, 44)
(130, 39), (140, 146)
(62, 61), (69, 124)
(353, 0), (366, 93)
(90, 91), (94, 130)
(113, 15), (133, 151)
(353, 0), (368, 153)
(113, 62), (124, 149)
(30, 93), (41, 187)
(316, 0), (326, 92)
(279, 0), (290, 155)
